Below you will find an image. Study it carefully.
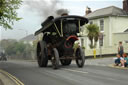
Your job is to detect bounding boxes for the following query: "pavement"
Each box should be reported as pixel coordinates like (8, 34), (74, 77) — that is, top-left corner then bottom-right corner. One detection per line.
(0, 57), (128, 85)
(0, 67), (18, 85)
(85, 57), (114, 66)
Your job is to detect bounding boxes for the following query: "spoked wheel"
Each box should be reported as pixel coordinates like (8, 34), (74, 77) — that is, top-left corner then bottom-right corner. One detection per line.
(51, 48), (60, 69)
(60, 59), (72, 66)
(37, 41), (48, 67)
(75, 47), (85, 68)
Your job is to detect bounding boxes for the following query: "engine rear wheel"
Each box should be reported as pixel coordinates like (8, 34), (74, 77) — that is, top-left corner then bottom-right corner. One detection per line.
(51, 48), (60, 69)
(75, 47), (85, 68)
(37, 41), (48, 67)
(60, 59), (72, 66)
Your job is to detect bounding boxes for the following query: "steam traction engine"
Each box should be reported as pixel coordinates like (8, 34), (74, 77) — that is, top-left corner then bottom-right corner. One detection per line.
(35, 15), (88, 69)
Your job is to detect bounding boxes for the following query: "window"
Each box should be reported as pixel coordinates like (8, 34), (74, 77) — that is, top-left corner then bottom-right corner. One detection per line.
(124, 28), (128, 32)
(99, 38), (103, 46)
(99, 33), (104, 46)
(100, 19), (104, 31)
(125, 40), (128, 43)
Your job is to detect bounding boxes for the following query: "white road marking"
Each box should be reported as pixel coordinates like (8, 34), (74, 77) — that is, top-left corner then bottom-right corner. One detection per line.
(63, 69), (88, 74)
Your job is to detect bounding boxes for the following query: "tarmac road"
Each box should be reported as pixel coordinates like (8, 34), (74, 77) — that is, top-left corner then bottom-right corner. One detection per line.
(0, 59), (128, 85)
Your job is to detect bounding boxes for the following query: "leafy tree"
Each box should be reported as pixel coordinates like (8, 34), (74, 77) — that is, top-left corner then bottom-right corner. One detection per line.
(0, 39), (17, 50)
(86, 24), (100, 49)
(0, 0), (22, 29)
(0, 39), (35, 59)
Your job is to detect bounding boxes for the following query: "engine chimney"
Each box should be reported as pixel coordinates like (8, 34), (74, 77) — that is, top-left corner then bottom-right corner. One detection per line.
(123, 0), (128, 12)
(86, 6), (92, 15)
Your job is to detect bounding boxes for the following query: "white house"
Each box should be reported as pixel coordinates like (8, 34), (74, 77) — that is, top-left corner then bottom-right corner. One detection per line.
(20, 34), (37, 45)
(80, 0), (128, 56)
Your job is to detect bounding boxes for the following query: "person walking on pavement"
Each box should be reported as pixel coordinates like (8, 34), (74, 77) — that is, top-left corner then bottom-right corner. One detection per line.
(118, 41), (124, 57)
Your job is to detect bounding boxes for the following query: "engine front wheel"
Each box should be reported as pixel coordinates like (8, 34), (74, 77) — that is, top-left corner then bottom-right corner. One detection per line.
(37, 41), (48, 67)
(75, 47), (85, 68)
(51, 48), (60, 69)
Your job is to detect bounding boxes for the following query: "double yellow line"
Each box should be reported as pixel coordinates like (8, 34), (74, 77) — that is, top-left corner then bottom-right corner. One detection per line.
(0, 69), (24, 85)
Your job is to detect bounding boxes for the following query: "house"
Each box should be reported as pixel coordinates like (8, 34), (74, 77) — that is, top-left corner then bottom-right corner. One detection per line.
(80, 0), (128, 56)
(20, 34), (37, 59)
(20, 34), (37, 45)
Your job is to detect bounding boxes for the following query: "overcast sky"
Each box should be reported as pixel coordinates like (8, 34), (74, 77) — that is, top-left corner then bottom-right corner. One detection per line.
(0, 0), (123, 40)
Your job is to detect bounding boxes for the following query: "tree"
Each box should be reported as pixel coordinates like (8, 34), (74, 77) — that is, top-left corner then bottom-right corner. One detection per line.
(0, 39), (34, 59)
(86, 24), (100, 49)
(0, 0), (22, 29)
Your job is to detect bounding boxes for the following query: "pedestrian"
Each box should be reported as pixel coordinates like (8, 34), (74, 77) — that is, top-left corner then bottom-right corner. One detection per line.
(120, 53), (128, 67)
(118, 41), (124, 57)
(114, 54), (122, 66)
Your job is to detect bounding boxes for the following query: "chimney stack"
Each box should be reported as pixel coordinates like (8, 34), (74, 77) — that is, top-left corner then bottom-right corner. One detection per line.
(123, 0), (128, 12)
(86, 6), (92, 15)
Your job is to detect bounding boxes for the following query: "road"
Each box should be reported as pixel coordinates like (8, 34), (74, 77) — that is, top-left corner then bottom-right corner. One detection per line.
(0, 60), (128, 85)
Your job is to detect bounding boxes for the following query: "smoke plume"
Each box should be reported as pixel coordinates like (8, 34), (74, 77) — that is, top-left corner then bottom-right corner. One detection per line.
(25, 0), (60, 17)
(25, 0), (69, 18)
(56, 9), (69, 16)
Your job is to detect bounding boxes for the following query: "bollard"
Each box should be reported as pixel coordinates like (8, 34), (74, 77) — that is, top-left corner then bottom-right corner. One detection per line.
(93, 49), (96, 59)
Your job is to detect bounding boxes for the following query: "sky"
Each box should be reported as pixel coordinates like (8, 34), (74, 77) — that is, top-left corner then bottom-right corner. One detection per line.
(0, 0), (123, 40)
